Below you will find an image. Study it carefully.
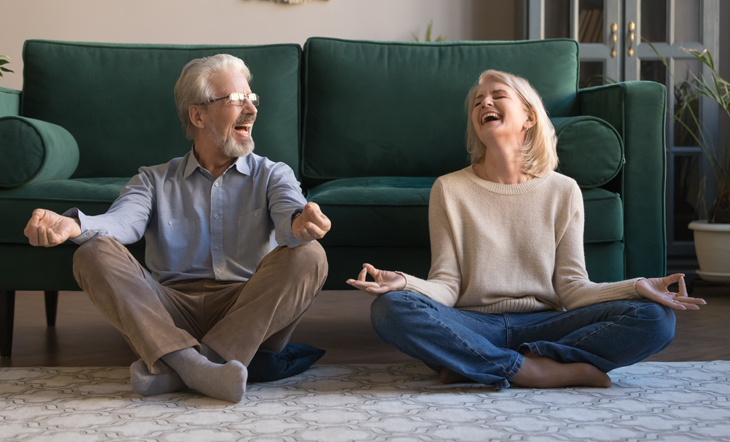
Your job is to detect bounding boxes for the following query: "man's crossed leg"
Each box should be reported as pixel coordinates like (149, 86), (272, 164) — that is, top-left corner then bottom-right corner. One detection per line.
(73, 236), (327, 402)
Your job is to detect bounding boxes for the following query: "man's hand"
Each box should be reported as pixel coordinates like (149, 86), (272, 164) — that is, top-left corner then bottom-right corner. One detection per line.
(635, 274), (707, 310)
(292, 202), (331, 242)
(346, 263), (407, 296)
(24, 209), (82, 247)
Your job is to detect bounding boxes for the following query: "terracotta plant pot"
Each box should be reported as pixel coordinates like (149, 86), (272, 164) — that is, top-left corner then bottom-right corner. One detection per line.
(688, 220), (730, 282)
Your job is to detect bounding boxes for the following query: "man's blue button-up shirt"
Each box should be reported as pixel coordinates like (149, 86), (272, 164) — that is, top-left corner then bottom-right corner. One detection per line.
(66, 150), (308, 284)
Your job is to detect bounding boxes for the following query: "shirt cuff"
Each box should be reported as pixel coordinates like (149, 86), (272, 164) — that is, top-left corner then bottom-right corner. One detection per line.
(282, 208), (310, 248)
(62, 208), (100, 245)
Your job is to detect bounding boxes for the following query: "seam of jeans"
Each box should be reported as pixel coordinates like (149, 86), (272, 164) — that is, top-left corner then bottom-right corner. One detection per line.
(524, 342), (541, 357)
(503, 313), (511, 349)
(504, 351), (524, 379)
(511, 301), (643, 331)
(405, 293), (511, 374)
(572, 305), (639, 348)
(448, 307), (502, 329)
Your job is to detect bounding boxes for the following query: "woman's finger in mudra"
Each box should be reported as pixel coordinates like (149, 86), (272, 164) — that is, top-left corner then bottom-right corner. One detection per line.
(347, 263), (381, 292)
(346, 263), (406, 295)
(636, 275), (706, 310)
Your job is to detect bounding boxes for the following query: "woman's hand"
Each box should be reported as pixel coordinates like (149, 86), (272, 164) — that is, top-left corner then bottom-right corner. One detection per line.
(634, 274), (707, 310)
(346, 263), (407, 296)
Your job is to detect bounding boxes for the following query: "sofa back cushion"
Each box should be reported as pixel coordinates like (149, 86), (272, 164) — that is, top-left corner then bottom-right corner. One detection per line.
(21, 40), (302, 179)
(302, 38), (579, 181)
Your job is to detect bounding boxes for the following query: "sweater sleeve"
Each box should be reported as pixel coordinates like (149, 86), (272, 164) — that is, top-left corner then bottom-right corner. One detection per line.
(400, 179), (461, 307)
(554, 184), (642, 310)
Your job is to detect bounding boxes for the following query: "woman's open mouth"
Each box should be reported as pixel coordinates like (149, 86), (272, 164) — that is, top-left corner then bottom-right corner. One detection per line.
(480, 112), (502, 125)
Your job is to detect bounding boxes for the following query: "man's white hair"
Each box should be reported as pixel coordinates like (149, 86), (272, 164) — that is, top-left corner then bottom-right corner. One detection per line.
(174, 54), (252, 140)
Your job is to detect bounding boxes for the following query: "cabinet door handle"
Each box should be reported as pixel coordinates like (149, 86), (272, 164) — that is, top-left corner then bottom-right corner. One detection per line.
(628, 21), (636, 57)
(611, 23), (618, 58)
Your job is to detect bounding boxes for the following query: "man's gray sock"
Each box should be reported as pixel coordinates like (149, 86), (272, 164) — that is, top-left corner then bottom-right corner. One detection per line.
(161, 347), (247, 403)
(200, 343), (227, 364)
(130, 359), (186, 396)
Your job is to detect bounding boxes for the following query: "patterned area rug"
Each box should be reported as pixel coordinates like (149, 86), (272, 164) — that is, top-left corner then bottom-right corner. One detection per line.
(1, 362), (729, 441)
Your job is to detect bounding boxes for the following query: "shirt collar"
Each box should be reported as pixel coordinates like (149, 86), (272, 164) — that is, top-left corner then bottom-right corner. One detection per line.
(183, 145), (251, 179)
(183, 147), (199, 179)
(233, 155), (251, 176)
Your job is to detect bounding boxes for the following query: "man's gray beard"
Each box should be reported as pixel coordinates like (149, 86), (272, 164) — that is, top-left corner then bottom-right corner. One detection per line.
(209, 124), (254, 158)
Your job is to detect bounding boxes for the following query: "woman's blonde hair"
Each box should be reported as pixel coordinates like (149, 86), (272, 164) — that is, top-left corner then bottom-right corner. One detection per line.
(465, 69), (558, 177)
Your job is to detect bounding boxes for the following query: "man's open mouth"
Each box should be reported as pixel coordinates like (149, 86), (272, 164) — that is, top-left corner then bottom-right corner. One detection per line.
(234, 122), (253, 136)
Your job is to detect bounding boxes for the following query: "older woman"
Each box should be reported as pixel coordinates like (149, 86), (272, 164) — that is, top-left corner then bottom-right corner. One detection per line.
(347, 70), (706, 390)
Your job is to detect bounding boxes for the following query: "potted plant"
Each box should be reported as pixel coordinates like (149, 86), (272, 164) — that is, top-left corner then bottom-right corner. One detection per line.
(0, 55), (13, 77)
(653, 45), (730, 281)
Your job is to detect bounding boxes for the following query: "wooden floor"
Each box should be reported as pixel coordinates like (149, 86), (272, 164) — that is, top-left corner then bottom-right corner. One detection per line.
(2, 285), (729, 368)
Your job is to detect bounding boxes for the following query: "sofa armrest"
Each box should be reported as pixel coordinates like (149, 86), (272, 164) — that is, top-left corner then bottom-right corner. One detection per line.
(578, 81), (667, 279)
(0, 116), (79, 188)
(0, 87), (21, 118)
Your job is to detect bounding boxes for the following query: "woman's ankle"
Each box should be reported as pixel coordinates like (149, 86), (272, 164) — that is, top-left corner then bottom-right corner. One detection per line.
(511, 351), (611, 389)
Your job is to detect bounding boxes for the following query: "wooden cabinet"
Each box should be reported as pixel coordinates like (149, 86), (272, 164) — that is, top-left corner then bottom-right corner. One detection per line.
(528, 0), (720, 260)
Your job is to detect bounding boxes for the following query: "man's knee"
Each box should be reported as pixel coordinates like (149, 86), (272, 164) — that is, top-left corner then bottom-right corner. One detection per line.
(73, 236), (128, 283)
(300, 240), (328, 270)
(285, 241), (328, 284)
(73, 236), (117, 269)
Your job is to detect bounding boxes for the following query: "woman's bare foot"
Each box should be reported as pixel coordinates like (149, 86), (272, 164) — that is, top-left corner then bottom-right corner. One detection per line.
(510, 351), (611, 388)
(439, 367), (473, 384)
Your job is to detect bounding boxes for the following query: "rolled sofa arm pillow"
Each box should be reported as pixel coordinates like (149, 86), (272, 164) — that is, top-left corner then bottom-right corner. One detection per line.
(552, 116), (623, 188)
(0, 116), (79, 188)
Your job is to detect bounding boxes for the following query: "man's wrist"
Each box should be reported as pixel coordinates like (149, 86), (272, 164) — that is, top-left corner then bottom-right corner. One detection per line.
(290, 208), (304, 226)
(70, 217), (83, 239)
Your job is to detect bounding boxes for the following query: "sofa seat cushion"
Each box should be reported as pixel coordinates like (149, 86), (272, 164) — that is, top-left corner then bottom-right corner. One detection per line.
(582, 188), (623, 243)
(308, 177), (435, 247)
(307, 177), (623, 247)
(0, 177), (128, 244)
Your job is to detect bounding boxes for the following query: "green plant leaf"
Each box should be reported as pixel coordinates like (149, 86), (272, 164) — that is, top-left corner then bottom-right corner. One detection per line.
(425, 20), (433, 42)
(0, 67), (13, 73)
(0, 59), (9, 66)
(647, 41), (730, 221)
(410, 31), (419, 42)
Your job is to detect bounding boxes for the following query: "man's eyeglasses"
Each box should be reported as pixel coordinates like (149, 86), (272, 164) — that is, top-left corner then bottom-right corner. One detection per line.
(201, 92), (260, 107)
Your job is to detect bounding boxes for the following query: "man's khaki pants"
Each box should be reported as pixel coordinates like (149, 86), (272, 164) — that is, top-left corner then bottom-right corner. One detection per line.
(73, 236), (328, 374)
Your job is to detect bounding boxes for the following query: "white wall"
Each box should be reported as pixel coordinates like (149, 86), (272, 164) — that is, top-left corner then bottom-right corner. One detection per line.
(0, 0), (515, 91)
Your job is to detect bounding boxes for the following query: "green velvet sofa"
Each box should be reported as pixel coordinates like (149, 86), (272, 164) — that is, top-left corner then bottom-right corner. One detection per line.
(0, 38), (667, 357)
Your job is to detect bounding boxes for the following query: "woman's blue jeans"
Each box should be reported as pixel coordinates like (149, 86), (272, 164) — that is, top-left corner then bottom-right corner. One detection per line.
(371, 291), (675, 390)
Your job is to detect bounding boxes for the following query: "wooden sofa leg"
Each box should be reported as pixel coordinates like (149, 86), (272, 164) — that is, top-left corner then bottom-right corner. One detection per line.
(1, 290), (15, 358)
(45, 291), (59, 327)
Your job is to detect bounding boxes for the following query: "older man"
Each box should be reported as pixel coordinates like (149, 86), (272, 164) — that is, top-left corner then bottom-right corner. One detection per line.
(23, 54), (330, 403)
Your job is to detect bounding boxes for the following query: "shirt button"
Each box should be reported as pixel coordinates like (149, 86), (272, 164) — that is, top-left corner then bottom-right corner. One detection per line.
(214, 182), (219, 187)
(254, 211), (259, 217)
(215, 246), (219, 251)
(216, 269), (221, 274)
(214, 214), (219, 219)
(168, 221), (172, 225)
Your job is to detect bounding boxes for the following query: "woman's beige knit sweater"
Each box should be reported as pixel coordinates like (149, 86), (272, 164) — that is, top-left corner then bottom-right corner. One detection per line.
(401, 167), (642, 313)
